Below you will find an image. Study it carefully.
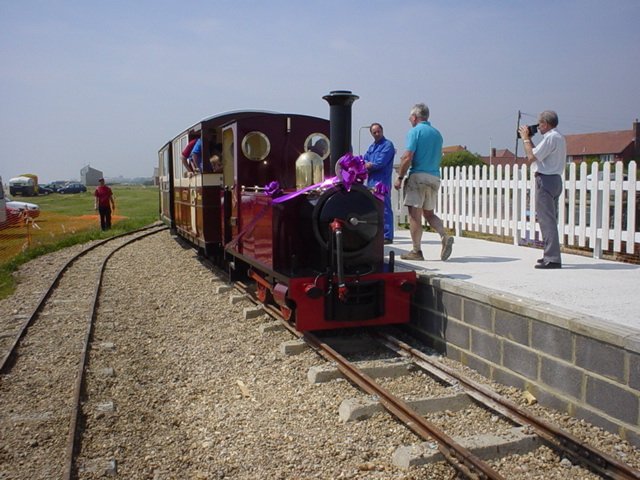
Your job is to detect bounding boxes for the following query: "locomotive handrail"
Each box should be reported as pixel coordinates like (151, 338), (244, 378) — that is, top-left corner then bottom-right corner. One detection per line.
(330, 219), (347, 301)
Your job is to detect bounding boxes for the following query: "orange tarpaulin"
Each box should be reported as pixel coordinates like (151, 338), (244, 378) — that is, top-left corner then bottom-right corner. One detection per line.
(0, 212), (127, 264)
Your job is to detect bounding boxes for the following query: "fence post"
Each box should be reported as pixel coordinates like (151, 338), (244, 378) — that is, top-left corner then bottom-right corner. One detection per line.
(512, 165), (520, 245)
(26, 218), (32, 247)
(626, 161), (637, 254)
(454, 166), (462, 237)
(591, 162), (603, 259)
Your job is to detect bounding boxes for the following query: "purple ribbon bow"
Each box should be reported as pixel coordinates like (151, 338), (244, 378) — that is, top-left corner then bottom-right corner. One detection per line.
(373, 181), (389, 201)
(337, 153), (367, 191)
(264, 180), (283, 197)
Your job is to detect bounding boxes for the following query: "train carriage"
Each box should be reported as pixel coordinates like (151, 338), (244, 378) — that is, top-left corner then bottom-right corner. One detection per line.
(160, 111), (330, 257)
(159, 91), (416, 331)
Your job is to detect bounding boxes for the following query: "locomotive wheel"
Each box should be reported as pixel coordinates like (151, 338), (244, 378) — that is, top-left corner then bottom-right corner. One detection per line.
(280, 304), (293, 321)
(256, 283), (269, 303)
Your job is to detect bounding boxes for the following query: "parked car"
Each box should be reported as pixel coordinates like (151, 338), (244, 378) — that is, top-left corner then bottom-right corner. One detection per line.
(48, 181), (67, 192)
(5, 199), (40, 221)
(38, 184), (54, 195)
(58, 183), (87, 194)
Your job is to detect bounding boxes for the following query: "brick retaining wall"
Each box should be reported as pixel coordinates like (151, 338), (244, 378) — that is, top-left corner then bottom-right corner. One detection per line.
(407, 274), (640, 447)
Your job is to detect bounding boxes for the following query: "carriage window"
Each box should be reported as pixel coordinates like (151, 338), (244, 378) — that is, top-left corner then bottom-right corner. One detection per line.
(241, 131), (270, 161)
(304, 133), (329, 160)
(174, 137), (187, 178)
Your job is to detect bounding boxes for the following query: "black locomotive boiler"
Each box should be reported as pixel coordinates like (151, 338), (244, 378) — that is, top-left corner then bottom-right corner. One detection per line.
(158, 90), (416, 331)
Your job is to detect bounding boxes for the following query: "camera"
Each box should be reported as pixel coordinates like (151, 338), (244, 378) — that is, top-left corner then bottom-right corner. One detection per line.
(517, 124), (539, 139)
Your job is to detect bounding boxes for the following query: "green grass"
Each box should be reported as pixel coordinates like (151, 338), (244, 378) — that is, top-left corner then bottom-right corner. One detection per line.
(0, 185), (159, 300)
(34, 185), (159, 220)
(31, 190), (96, 216)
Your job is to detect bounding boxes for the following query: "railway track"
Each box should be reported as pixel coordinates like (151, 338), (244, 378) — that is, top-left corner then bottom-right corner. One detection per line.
(3, 234), (637, 478)
(0, 224), (167, 480)
(235, 282), (640, 479)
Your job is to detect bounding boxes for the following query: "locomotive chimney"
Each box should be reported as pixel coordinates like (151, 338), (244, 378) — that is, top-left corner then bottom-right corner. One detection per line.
(323, 90), (359, 172)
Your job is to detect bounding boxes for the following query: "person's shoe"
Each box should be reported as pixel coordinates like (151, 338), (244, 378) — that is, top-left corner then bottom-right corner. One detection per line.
(440, 236), (454, 261)
(384, 238), (393, 245)
(537, 257), (545, 264)
(535, 262), (562, 269)
(400, 250), (424, 261)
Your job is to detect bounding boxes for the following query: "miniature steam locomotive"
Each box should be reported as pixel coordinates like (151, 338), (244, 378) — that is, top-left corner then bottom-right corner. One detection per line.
(158, 91), (415, 331)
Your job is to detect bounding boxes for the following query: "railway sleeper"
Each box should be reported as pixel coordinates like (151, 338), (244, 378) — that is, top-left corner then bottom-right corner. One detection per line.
(339, 392), (473, 422)
(307, 359), (412, 384)
(230, 294), (247, 305)
(392, 426), (539, 469)
(279, 336), (380, 357)
(260, 321), (286, 334)
(243, 305), (265, 319)
(215, 285), (233, 294)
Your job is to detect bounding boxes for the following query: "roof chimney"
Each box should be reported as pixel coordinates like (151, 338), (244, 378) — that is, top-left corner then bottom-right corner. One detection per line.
(634, 119), (640, 159)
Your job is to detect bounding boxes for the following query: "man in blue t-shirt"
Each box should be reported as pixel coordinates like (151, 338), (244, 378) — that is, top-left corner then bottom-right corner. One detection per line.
(393, 103), (453, 261)
(364, 122), (395, 244)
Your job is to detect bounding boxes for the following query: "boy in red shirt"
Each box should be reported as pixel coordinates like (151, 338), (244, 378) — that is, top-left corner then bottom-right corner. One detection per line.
(94, 178), (115, 231)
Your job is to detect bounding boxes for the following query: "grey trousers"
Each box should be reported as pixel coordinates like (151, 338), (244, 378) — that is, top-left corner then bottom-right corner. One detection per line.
(535, 174), (563, 263)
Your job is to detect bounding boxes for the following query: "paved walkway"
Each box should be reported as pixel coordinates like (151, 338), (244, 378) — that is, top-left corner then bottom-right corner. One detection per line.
(387, 229), (640, 337)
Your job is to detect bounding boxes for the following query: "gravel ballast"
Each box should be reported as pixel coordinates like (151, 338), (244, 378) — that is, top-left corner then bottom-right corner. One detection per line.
(1, 231), (638, 479)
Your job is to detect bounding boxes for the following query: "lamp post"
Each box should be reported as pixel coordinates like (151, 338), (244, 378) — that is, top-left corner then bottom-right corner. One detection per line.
(358, 125), (370, 155)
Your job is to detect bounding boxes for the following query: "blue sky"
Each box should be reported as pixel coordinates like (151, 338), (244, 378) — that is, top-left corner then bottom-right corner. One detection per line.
(1, 0), (638, 183)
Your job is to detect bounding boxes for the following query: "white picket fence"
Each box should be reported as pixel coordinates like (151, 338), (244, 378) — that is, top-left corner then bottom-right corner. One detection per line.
(392, 160), (639, 259)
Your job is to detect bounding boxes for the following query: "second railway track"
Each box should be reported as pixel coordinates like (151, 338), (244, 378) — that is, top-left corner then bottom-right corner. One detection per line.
(0, 224), (166, 480)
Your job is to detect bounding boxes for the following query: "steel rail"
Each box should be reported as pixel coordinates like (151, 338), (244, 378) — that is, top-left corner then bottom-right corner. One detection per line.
(203, 262), (639, 479)
(0, 223), (165, 374)
(301, 331), (505, 480)
(62, 226), (167, 480)
(375, 330), (640, 480)
(247, 299), (503, 479)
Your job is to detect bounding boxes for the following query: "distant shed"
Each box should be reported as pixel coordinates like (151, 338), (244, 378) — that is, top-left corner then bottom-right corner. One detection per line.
(81, 165), (103, 186)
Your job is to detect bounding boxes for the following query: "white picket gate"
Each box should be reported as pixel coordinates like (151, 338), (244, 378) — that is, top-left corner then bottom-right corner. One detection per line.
(391, 160), (639, 259)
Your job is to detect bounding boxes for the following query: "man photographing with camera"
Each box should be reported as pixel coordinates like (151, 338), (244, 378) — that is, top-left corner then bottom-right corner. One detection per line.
(519, 110), (567, 269)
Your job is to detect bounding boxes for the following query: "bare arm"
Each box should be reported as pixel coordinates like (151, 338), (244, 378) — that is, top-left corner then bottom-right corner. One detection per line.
(393, 150), (414, 190)
(181, 155), (194, 173)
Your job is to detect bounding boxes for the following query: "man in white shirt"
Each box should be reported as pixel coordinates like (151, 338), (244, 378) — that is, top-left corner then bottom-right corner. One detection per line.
(519, 110), (567, 269)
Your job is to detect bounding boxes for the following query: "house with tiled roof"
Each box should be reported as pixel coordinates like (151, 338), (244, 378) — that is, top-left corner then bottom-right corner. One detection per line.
(480, 148), (527, 168)
(442, 145), (468, 155)
(566, 120), (639, 164)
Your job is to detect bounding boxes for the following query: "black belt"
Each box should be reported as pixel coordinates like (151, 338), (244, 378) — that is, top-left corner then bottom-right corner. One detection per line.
(534, 172), (560, 177)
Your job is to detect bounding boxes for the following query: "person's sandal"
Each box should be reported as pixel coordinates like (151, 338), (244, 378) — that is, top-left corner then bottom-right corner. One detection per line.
(400, 250), (424, 261)
(441, 236), (454, 261)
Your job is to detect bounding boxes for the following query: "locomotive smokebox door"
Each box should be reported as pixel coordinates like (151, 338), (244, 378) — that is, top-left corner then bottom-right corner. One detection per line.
(313, 184), (384, 274)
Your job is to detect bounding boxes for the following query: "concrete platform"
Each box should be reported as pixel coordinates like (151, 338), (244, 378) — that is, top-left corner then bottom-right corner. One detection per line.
(387, 230), (640, 335)
(386, 229), (640, 446)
